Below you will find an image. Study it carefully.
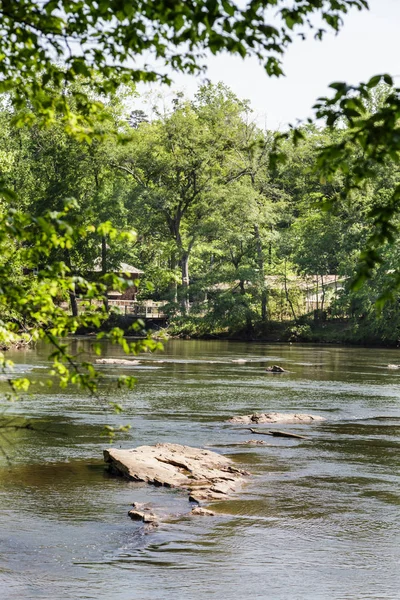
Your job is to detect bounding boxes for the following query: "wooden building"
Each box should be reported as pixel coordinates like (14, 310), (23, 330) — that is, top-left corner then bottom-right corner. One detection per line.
(90, 259), (144, 301)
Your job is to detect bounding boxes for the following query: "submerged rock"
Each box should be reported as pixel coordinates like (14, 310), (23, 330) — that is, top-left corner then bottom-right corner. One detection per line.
(104, 443), (249, 503)
(131, 501), (151, 510)
(128, 509), (159, 524)
(208, 440), (273, 448)
(265, 365), (286, 373)
(96, 358), (140, 365)
(228, 412), (326, 424)
(191, 507), (215, 516)
(241, 439), (272, 446)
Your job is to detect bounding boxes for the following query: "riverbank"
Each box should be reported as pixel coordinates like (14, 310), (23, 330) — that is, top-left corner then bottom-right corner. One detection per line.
(71, 312), (400, 348)
(164, 316), (400, 347)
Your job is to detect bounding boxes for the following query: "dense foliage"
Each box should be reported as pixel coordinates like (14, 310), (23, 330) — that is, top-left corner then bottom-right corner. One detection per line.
(0, 0), (367, 126)
(2, 81), (400, 347)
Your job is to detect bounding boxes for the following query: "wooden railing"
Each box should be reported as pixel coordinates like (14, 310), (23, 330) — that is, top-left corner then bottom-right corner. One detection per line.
(68, 299), (168, 318)
(108, 300), (168, 318)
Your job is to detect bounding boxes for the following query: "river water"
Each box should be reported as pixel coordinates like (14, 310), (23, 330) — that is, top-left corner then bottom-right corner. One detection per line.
(0, 339), (399, 600)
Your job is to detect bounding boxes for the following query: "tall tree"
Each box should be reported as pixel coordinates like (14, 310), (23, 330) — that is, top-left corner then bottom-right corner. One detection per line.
(118, 83), (252, 312)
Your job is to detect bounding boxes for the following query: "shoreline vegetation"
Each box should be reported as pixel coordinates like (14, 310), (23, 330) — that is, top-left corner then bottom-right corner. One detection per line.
(4, 312), (400, 352)
(73, 313), (400, 349)
(165, 318), (400, 348)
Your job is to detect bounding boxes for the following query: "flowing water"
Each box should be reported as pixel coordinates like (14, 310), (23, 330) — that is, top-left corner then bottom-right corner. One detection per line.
(0, 339), (399, 600)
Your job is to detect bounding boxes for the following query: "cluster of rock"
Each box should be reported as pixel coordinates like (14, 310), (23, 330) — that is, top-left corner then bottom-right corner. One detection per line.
(228, 412), (326, 425)
(128, 502), (159, 525)
(128, 502), (215, 525)
(229, 362), (287, 370)
(239, 439), (272, 446)
(104, 412), (326, 526)
(0, 337), (32, 351)
(104, 443), (249, 523)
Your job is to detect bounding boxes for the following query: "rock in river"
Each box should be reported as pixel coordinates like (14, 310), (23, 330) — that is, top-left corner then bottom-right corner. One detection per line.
(191, 507), (215, 516)
(228, 412), (326, 424)
(104, 443), (249, 503)
(265, 365), (286, 373)
(128, 509), (159, 524)
(96, 358), (140, 365)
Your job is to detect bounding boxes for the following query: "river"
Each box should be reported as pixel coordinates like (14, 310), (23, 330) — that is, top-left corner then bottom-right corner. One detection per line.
(0, 339), (399, 599)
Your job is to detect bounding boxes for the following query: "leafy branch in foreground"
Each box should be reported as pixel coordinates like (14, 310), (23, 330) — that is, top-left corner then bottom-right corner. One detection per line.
(313, 75), (400, 295)
(0, 199), (162, 409)
(0, 1), (368, 131)
(269, 75), (400, 301)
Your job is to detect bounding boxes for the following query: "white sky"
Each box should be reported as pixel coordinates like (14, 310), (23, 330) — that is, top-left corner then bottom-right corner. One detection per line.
(137, 0), (400, 130)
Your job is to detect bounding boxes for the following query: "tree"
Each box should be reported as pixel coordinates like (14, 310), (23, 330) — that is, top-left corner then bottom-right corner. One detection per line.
(285, 76), (400, 288)
(199, 124), (287, 327)
(117, 83), (252, 312)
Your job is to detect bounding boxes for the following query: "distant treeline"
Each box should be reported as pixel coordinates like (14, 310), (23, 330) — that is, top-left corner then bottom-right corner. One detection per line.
(2, 81), (400, 345)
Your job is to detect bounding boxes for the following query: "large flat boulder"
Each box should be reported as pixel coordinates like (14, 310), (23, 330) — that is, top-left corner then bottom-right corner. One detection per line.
(228, 412), (326, 424)
(104, 443), (248, 503)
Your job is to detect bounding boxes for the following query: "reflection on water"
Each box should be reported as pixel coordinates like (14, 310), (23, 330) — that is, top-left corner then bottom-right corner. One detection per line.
(0, 340), (399, 599)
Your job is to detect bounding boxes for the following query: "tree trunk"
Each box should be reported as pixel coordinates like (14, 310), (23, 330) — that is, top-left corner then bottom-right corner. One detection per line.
(101, 235), (107, 273)
(181, 251), (190, 314)
(254, 224), (267, 322)
(268, 225), (273, 266)
(320, 274), (325, 313)
(101, 235), (109, 313)
(283, 260), (297, 322)
(177, 233), (195, 315)
(314, 275), (319, 322)
(239, 279), (253, 336)
(169, 253), (178, 304)
(65, 250), (78, 317)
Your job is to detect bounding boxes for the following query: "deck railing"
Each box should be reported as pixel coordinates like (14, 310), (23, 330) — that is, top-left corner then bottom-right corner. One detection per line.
(102, 300), (168, 318)
(61, 299), (168, 318)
